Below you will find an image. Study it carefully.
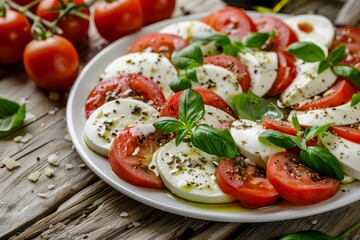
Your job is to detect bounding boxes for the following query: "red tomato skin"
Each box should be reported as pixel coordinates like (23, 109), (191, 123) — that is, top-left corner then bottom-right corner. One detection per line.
(128, 33), (188, 59)
(204, 54), (251, 92)
(334, 26), (360, 45)
(267, 51), (297, 96)
(215, 158), (279, 208)
(0, 9), (32, 63)
(267, 152), (340, 205)
(36, 0), (90, 44)
(109, 126), (164, 188)
(85, 74), (166, 118)
(138, 0), (175, 24)
(94, 0), (143, 43)
(23, 35), (79, 91)
(12, 0), (38, 14)
(330, 126), (360, 144)
(160, 88), (238, 119)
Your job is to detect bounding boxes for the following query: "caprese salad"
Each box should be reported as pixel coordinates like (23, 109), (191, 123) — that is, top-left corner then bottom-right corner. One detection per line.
(82, 7), (360, 208)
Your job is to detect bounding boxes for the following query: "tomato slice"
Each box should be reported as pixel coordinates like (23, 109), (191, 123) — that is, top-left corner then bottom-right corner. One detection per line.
(334, 26), (360, 45)
(267, 51), (297, 96)
(85, 74), (166, 118)
(215, 157), (279, 208)
(267, 152), (340, 204)
(109, 125), (171, 188)
(340, 43), (360, 67)
(128, 33), (188, 59)
(204, 54), (251, 92)
(201, 7), (257, 39)
(295, 78), (358, 111)
(160, 88), (238, 119)
(255, 16), (298, 51)
(330, 125), (360, 144)
(263, 118), (297, 135)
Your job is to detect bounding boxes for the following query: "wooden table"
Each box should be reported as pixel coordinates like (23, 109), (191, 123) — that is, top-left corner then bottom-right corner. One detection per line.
(1, 0), (360, 239)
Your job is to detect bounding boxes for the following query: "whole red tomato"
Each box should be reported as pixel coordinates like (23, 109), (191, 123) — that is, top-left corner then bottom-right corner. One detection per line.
(138, 0), (175, 24)
(0, 8), (32, 64)
(36, 0), (90, 44)
(23, 35), (79, 91)
(93, 0), (143, 42)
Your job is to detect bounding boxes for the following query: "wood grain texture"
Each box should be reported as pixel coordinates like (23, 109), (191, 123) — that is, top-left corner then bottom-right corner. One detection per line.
(1, 0), (360, 239)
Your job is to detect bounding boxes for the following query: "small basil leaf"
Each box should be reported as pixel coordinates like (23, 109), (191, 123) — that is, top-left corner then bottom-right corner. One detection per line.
(351, 93), (360, 106)
(184, 68), (198, 82)
(304, 123), (332, 141)
(0, 97), (21, 118)
(286, 42), (326, 62)
(300, 146), (344, 180)
(328, 45), (346, 63)
(175, 128), (189, 146)
(278, 230), (335, 240)
(232, 92), (283, 121)
(172, 57), (195, 69)
(153, 117), (186, 132)
(178, 89), (205, 128)
(192, 124), (237, 158)
(223, 44), (240, 56)
(172, 45), (203, 67)
(318, 61), (331, 74)
(0, 104), (26, 132)
(259, 130), (298, 149)
(201, 34), (231, 46)
(169, 76), (192, 93)
(243, 32), (271, 48)
(332, 65), (360, 88)
(291, 114), (301, 132)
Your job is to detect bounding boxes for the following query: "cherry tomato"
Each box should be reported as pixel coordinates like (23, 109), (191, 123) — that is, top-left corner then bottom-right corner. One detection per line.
(0, 8), (32, 64)
(36, 0), (90, 44)
(295, 78), (358, 111)
(12, 0), (38, 14)
(201, 7), (257, 39)
(263, 118), (297, 136)
(23, 35), (79, 91)
(128, 33), (188, 59)
(94, 0), (143, 43)
(85, 74), (166, 118)
(204, 54), (251, 92)
(160, 88), (238, 119)
(215, 157), (279, 208)
(109, 125), (170, 188)
(255, 16), (298, 51)
(138, 0), (175, 25)
(330, 125), (360, 144)
(267, 51), (297, 96)
(267, 152), (340, 204)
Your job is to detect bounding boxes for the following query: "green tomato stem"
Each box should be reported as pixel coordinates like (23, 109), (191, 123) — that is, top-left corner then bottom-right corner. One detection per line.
(336, 220), (360, 240)
(22, 0), (41, 12)
(0, 1), (6, 18)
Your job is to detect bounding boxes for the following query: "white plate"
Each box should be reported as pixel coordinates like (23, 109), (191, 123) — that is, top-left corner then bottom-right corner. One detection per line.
(67, 12), (360, 222)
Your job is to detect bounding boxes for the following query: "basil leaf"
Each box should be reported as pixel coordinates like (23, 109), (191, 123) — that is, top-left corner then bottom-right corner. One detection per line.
(328, 45), (346, 63)
(201, 34), (231, 46)
(153, 117), (186, 132)
(243, 32), (271, 48)
(332, 65), (360, 88)
(259, 130), (298, 149)
(286, 42), (326, 62)
(279, 230), (335, 240)
(318, 61), (331, 74)
(169, 76), (192, 93)
(291, 114), (301, 132)
(172, 57), (197, 69)
(223, 44), (240, 56)
(175, 128), (189, 146)
(172, 45), (203, 67)
(300, 146), (344, 180)
(184, 68), (198, 82)
(192, 124), (237, 158)
(178, 89), (205, 128)
(0, 104), (26, 132)
(0, 97), (21, 118)
(351, 93), (360, 106)
(304, 123), (332, 141)
(232, 92), (283, 121)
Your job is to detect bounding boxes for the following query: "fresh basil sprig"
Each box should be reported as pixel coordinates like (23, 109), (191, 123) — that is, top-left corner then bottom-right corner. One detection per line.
(0, 98), (26, 132)
(286, 42), (360, 88)
(232, 92), (283, 122)
(153, 89), (237, 158)
(259, 114), (344, 180)
(169, 45), (203, 92)
(351, 93), (360, 106)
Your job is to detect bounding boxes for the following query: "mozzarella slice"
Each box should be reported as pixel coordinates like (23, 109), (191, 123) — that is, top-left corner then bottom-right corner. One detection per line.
(102, 52), (177, 99)
(288, 102), (360, 126)
(320, 132), (360, 180)
(200, 105), (235, 129)
(230, 119), (285, 168)
(83, 99), (159, 156)
(238, 51), (278, 97)
(193, 64), (242, 106)
(285, 14), (334, 47)
(156, 140), (234, 203)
